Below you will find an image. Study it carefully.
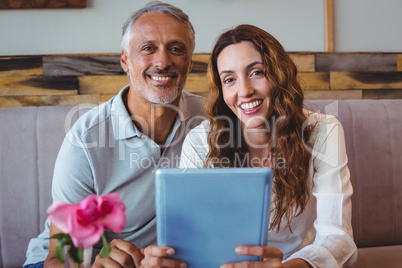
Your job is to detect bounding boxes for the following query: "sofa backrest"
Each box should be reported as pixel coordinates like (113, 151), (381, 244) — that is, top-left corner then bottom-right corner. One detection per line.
(0, 100), (401, 267)
(0, 105), (92, 268)
(305, 100), (402, 248)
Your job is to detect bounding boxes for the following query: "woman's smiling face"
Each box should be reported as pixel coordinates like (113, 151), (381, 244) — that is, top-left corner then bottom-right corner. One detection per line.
(217, 41), (274, 128)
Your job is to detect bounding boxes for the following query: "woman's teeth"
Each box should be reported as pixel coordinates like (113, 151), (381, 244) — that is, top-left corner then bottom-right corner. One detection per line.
(240, 100), (262, 111)
(151, 76), (172, 81)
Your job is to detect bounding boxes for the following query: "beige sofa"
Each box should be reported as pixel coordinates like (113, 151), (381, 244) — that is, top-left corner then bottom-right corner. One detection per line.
(0, 100), (401, 268)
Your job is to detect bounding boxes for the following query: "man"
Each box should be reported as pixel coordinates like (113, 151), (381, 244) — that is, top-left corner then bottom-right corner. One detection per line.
(24, 2), (204, 267)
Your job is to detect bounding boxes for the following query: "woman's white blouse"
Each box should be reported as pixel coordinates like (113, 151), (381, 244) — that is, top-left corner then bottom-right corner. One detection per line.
(179, 112), (357, 268)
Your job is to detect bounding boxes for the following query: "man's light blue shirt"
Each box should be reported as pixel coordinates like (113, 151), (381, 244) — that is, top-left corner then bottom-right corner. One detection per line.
(24, 86), (205, 266)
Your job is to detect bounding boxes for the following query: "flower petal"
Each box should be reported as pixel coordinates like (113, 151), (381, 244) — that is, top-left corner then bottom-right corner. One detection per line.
(68, 212), (104, 248)
(78, 194), (102, 222)
(100, 206), (126, 233)
(99, 194), (126, 233)
(47, 202), (78, 233)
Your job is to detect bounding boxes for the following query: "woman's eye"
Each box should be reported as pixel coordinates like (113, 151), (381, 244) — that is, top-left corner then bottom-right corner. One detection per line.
(223, 77), (234, 84)
(251, 70), (263, 76)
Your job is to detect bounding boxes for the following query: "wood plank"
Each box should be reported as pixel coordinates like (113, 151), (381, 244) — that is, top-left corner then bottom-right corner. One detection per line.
(299, 72), (330, 90)
(316, 54), (397, 72)
(0, 76), (78, 96)
(325, 0), (334, 52)
(0, 0), (86, 9)
(289, 54), (315, 72)
(191, 60), (208, 73)
(183, 73), (208, 93)
(398, 55), (402, 72)
(78, 75), (129, 95)
(0, 57), (42, 77)
(43, 55), (124, 76)
(192, 54), (210, 64)
(304, 90), (362, 100)
(363, 89), (402, 99)
(191, 54), (210, 73)
(100, 94), (115, 103)
(331, 72), (402, 90)
(0, 94), (99, 108)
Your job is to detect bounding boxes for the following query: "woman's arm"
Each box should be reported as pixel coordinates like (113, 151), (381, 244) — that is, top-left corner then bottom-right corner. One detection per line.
(287, 115), (357, 267)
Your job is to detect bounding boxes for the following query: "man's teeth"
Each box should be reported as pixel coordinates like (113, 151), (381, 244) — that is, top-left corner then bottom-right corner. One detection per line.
(151, 76), (172, 81)
(240, 100), (262, 110)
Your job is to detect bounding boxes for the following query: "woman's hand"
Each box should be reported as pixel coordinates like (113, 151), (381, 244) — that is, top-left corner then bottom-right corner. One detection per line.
(140, 245), (187, 268)
(220, 246), (283, 268)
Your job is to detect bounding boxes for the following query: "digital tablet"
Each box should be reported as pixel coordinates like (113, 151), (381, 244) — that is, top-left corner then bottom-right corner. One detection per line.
(155, 168), (273, 268)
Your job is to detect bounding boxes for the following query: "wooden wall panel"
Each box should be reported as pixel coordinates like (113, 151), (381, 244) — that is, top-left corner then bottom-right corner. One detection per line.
(290, 54), (315, 72)
(0, 76), (78, 96)
(299, 72), (329, 90)
(363, 89), (402, 99)
(398, 55), (402, 72)
(0, 57), (42, 77)
(0, 52), (401, 108)
(316, 54), (397, 72)
(183, 73), (208, 93)
(43, 55), (124, 76)
(0, 94), (99, 108)
(192, 54), (210, 64)
(331, 72), (402, 90)
(0, 0), (86, 9)
(304, 90), (362, 100)
(78, 75), (129, 95)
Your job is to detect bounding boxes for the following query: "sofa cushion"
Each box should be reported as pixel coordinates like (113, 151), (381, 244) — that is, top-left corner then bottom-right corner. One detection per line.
(352, 245), (402, 268)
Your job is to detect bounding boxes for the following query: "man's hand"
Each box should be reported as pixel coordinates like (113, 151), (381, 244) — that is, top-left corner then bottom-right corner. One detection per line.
(140, 245), (187, 268)
(92, 239), (144, 268)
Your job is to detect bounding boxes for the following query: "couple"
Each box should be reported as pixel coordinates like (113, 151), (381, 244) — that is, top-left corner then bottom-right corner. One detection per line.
(24, 1), (357, 268)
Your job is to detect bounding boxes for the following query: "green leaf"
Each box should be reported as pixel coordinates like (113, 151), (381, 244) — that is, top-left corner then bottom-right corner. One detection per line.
(55, 238), (68, 263)
(100, 233), (111, 258)
(50, 233), (70, 240)
(69, 245), (83, 264)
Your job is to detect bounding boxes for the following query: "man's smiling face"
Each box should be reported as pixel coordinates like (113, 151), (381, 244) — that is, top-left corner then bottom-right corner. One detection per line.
(121, 12), (193, 104)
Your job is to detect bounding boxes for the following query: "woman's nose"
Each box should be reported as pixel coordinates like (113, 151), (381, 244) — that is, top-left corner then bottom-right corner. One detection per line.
(238, 79), (254, 97)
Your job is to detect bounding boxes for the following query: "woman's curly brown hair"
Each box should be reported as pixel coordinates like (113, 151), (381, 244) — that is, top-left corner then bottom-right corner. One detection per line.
(204, 24), (314, 231)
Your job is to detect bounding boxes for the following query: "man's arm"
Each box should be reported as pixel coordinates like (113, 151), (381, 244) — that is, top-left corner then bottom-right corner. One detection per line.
(44, 223), (69, 268)
(45, 222), (144, 268)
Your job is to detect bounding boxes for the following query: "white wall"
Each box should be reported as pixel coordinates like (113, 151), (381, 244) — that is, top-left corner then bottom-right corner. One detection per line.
(335, 0), (402, 52)
(0, 0), (401, 56)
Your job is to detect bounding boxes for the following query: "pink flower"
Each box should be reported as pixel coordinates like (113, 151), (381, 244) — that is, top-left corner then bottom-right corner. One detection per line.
(47, 193), (126, 248)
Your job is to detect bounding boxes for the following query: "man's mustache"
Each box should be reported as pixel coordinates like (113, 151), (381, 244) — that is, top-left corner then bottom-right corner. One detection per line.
(145, 68), (178, 77)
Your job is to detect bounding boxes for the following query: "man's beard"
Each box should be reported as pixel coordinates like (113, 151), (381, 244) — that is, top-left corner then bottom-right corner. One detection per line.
(135, 83), (183, 104)
(128, 68), (185, 104)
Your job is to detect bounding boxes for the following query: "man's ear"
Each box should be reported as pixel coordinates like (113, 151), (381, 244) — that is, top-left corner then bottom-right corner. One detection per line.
(120, 50), (129, 72)
(187, 59), (193, 74)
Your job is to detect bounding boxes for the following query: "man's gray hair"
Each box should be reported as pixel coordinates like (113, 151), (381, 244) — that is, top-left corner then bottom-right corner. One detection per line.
(121, 1), (195, 55)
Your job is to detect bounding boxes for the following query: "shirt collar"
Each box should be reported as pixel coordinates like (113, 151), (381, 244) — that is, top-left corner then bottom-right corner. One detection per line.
(110, 85), (141, 140)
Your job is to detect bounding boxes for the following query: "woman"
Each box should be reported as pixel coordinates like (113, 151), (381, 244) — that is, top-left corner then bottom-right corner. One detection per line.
(141, 25), (357, 268)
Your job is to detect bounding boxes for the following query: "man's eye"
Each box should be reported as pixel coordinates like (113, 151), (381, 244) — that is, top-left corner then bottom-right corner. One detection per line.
(142, 46), (154, 52)
(171, 47), (185, 54)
